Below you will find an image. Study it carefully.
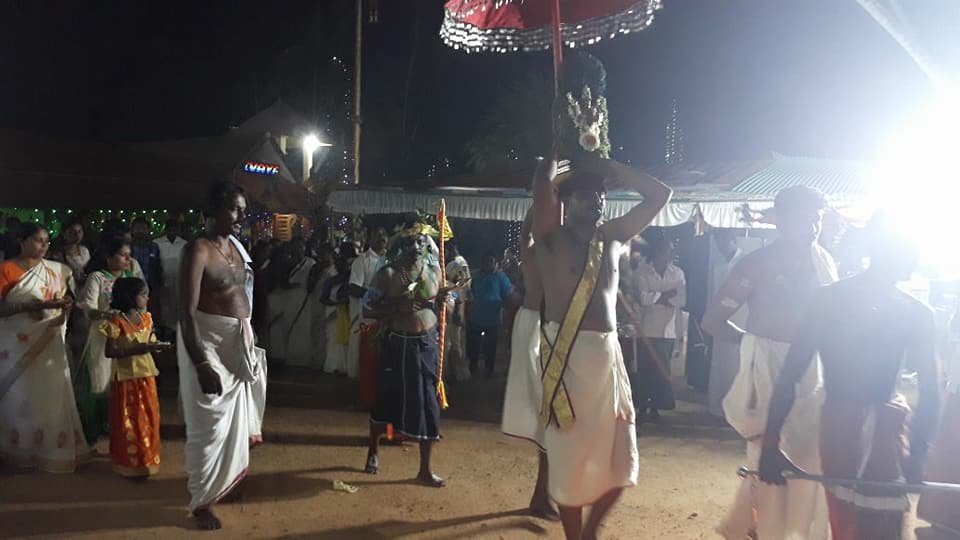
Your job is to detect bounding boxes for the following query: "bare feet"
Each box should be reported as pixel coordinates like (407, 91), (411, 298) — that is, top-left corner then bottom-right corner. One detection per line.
(192, 508), (222, 531)
(416, 471), (446, 488)
(364, 451), (379, 474)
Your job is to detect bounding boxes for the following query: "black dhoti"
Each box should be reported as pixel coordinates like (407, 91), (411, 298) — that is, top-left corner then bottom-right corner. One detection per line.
(370, 327), (441, 440)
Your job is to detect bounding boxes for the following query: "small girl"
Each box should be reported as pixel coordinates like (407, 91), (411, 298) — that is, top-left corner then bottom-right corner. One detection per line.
(100, 277), (171, 478)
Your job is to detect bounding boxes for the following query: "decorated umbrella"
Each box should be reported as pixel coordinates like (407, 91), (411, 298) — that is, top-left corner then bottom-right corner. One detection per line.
(441, 0), (663, 83)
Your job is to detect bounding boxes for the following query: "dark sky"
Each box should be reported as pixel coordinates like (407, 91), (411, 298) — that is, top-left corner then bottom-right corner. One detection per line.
(0, 0), (934, 183)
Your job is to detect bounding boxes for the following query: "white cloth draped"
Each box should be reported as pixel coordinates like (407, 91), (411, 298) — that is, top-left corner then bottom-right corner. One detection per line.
(156, 236), (187, 329)
(348, 250), (381, 379)
(266, 258), (317, 368)
(718, 243), (837, 540)
(177, 312), (267, 510)
(542, 323), (638, 507)
(501, 307), (543, 448)
(0, 261), (89, 472)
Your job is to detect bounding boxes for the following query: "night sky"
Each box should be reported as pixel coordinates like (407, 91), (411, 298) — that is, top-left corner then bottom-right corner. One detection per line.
(0, 0), (934, 185)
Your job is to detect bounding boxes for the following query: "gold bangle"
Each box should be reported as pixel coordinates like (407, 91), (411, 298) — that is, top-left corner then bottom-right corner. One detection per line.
(195, 360), (211, 368)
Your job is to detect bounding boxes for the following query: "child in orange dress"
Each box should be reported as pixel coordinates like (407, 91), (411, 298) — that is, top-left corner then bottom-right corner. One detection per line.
(100, 277), (171, 478)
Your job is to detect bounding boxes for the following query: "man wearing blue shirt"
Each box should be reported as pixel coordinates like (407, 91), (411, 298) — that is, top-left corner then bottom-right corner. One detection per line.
(467, 251), (514, 378)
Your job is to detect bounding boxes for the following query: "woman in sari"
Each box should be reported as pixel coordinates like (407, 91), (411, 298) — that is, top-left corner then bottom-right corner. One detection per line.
(76, 235), (134, 446)
(48, 218), (92, 377)
(0, 222), (90, 472)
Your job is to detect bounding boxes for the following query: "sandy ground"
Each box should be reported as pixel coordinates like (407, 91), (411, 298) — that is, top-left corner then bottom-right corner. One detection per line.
(0, 368), (955, 539)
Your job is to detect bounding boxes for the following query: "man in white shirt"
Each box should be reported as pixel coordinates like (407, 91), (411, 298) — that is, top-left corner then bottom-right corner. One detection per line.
(348, 227), (388, 404)
(634, 235), (686, 421)
(444, 242), (471, 381)
(156, 218), (188, 334)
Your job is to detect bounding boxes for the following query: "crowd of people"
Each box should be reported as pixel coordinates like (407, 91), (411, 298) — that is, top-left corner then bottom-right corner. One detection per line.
(0, 160), (958, 539)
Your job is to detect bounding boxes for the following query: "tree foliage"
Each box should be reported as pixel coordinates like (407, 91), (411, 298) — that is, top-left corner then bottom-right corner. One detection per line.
(466, 72), (553, 173)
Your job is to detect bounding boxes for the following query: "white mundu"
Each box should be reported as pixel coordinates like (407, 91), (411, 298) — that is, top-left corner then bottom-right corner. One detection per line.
(718, 243), (837, 540)
(178, 236), (267, 511)
(501, 307), (544, 447)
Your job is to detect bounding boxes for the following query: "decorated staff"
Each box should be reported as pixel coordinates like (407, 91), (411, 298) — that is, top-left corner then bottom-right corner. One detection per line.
(435, 199), (454, 409)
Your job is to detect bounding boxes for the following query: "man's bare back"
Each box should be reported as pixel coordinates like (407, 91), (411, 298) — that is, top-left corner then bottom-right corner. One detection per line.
(538, 226), (622, 332)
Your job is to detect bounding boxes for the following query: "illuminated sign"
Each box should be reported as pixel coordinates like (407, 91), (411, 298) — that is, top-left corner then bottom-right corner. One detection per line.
(243, 161), (280, 175)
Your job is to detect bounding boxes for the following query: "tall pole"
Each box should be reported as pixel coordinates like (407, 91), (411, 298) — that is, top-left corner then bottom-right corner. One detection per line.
(352, 0), (363, 185)
(551, 0), (563, 95)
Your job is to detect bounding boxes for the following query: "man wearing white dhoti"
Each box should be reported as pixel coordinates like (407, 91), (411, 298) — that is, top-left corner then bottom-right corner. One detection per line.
(703, 186), (837, 540)
(156, 219), (187, 335)
(501, 206), (556, 519)
(349, 227), (388, 402)
(533, 156), (671, 540)
(444, 242), (471, 382)
(179, 181), (267, 531)
(265, 239), (317, 368)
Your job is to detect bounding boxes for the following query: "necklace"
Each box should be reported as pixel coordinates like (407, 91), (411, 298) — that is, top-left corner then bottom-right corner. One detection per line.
(122, 311), (143, 328)
(211, 238), (237, 267)
(397, 262), (424, 290)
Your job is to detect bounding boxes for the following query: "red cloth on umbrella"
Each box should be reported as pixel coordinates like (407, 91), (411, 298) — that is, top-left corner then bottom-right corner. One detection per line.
(441, 0), (662, 53)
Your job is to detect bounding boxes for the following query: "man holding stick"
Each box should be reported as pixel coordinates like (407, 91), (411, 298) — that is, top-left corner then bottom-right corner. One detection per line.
(703, 186), (837, 539)
(759, 214), (941, 540)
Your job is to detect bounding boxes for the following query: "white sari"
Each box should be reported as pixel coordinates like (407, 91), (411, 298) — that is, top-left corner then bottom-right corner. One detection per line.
(0, 260), (90, 472)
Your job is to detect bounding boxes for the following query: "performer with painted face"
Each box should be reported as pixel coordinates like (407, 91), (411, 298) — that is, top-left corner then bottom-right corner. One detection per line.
(362, 217), (453, 487)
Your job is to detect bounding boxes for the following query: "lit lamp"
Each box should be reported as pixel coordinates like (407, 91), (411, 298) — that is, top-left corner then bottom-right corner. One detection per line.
(301, 133), (332, 182)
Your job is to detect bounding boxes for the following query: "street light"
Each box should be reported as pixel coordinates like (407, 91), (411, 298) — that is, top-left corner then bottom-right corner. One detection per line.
(301, 133), (332, 182)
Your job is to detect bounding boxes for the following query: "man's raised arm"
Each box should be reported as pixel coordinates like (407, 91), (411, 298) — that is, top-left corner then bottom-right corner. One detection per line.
(597, 160), (672, 243)
(531, 157), (559, 243)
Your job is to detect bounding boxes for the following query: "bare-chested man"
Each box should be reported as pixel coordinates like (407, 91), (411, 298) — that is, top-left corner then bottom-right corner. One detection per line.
(501, 163), (561, 520)
(759, 214), (940, 540)
(533, 156), (671, 540)
(178, 181), (267, 530)
(363, 223), (451, 487)
(702, 186), (837, 539)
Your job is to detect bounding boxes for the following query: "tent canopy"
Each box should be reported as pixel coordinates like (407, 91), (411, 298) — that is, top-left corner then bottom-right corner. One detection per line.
(0, 130), (317, 212)
(330, 154), (873, 227)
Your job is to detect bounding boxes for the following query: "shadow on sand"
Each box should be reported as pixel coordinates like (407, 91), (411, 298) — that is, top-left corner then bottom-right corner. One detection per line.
(0, 463), (352, 537)
(273, 509), (550, 539)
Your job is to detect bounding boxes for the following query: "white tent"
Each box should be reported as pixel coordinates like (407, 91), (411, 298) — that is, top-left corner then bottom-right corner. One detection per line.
(329, 154), (874, 228)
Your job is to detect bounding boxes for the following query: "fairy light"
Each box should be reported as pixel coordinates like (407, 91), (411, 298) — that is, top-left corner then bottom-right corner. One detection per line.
(505, 220), (522, 258)
(664, 98), (684, 165)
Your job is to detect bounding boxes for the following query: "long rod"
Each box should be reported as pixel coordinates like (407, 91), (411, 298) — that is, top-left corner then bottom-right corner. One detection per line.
(551, 0), (563, 95)
(352, 0), (363, 185)
(738, 467), (960, 495)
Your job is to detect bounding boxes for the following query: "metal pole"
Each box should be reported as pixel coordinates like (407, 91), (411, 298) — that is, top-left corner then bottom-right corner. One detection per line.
(551, 0), (563, 95)
(352, 0), (363, 185)
(738, 467), (960, 495)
